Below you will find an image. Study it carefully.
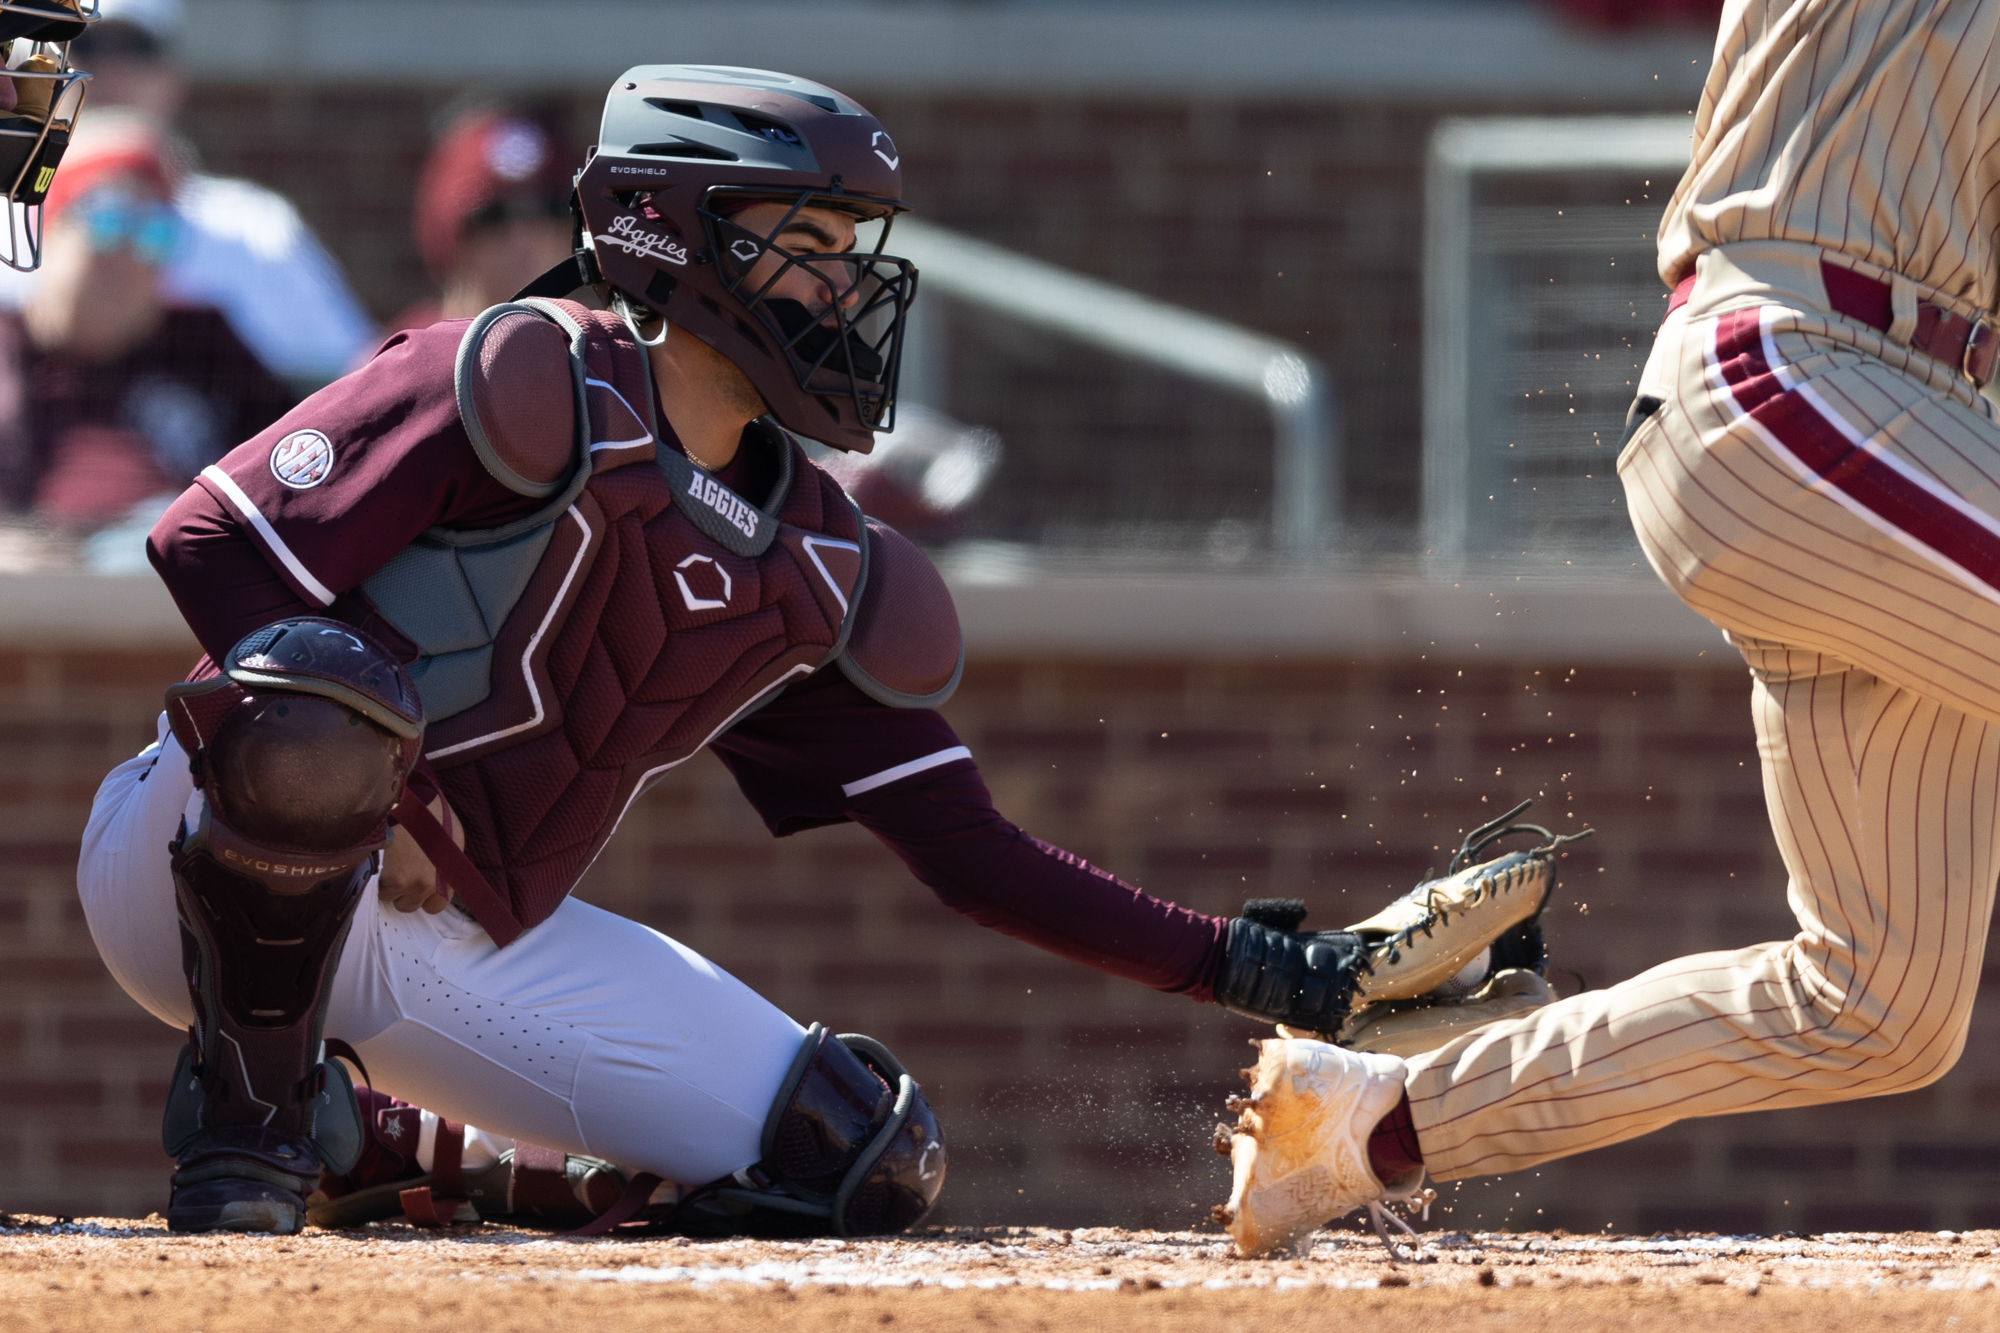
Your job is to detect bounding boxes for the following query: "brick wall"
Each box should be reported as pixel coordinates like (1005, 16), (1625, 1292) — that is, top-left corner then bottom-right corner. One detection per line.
(173, 86), (1686, 537)
(9, 641), (2000, 1234)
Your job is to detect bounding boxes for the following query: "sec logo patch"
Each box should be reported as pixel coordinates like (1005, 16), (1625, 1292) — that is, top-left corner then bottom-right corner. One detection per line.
(269, 430), (334, 489)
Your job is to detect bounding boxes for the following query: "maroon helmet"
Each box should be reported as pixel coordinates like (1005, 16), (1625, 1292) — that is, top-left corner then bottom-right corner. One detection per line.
(569, 65), (916, 452)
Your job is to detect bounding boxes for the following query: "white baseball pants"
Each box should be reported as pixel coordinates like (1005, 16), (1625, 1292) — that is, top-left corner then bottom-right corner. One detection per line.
(77, 715), (807, 1188)
(1407, 242), (2000, 1180)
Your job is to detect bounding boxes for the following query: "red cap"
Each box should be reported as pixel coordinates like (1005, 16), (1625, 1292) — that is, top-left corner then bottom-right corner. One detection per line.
(413, 111), (574, 282)
(43, 108), (185, 219)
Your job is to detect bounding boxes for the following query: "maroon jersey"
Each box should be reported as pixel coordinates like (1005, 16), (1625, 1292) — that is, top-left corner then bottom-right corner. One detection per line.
(147, 309), (1226, 995)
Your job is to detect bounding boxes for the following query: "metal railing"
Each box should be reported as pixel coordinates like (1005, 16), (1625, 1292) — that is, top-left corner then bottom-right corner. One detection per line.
(1422, 115), (1693, 559)
(889, 217), (1342, 557)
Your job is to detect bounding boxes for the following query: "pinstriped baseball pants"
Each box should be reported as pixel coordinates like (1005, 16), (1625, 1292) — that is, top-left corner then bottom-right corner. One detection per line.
(1405, 293), (2000, 1181)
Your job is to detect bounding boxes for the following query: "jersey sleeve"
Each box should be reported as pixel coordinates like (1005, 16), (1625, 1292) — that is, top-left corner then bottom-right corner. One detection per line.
(147, 481), (421, 668)
(709, 664), (975, 832)
(709, 668), (1226, 997)
(178, 319), (539, 610)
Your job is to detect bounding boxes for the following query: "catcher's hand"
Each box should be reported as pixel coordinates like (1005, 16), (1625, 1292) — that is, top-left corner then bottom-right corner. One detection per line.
(380, 792), (461, 916)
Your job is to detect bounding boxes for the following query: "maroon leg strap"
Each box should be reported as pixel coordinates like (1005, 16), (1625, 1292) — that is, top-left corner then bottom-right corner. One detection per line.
(506, 1142), (573, 1217)
(398, 1119), (467, 1227)
(390, 778), (520, 945)
(324, 1038), (372, 1089)
(561, 1171), (664, 1237)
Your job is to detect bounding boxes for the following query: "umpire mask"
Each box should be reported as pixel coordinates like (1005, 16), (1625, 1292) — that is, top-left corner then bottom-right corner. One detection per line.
(0, 1), (95, 271)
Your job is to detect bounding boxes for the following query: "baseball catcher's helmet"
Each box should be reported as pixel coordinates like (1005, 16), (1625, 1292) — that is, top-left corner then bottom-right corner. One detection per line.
(0, 1), (97, 271)
(566, 65), (916, 452)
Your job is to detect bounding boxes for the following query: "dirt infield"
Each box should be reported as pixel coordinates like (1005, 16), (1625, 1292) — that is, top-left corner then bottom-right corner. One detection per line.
(4, 1217), (2000, 1332)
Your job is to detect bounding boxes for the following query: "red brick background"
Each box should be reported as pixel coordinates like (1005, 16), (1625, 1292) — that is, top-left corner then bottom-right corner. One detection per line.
(1, 63), (1964, 1240)
(10, 641), (1999, 1234)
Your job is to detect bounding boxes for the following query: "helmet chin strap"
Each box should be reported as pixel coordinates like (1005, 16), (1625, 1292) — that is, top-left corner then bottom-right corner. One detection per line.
(610, 290), (670, 348)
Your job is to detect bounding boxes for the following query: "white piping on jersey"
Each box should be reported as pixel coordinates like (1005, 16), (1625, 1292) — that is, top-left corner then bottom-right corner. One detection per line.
(200, 464), (337, 608)
(578, 661), (821, 885)
(800, 536), (860, 615)
(426, 505), (595, 760)
(842, 746), (974, 798)
(585, 377), (655, 451)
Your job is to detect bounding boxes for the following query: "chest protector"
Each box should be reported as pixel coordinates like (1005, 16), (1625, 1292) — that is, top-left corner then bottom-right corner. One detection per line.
(357, 299), (963, 944)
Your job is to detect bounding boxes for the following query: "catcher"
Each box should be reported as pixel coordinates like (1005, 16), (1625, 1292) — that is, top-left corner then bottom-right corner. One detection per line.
(74, 63), (1570, 1237)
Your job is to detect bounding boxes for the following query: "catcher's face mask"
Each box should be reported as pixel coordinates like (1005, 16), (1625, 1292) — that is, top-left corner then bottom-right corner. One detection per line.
(0, 3), (96, 272)
(702, 190), (915, 436)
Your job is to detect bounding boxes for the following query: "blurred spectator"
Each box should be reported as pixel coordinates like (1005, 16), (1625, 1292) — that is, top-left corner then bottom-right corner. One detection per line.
(0, 110), (292, 539)
(0, 0), (375, 388)
(387, 105), (577, 333)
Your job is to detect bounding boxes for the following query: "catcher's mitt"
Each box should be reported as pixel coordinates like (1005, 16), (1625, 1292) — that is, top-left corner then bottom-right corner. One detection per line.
(1351, 801), (1588, 998)
(1336, 800), (1591, 1054)
(1211, 800), (1591, 1048)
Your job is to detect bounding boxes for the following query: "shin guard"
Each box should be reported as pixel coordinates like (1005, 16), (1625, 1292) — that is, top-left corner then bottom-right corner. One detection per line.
(159, 619), (422, 1234)
(161, 806), (373, 1233)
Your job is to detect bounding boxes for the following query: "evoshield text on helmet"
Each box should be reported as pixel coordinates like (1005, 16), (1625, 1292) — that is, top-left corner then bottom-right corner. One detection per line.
(574, 65), (916, 452)
(0, 0), (95, 271)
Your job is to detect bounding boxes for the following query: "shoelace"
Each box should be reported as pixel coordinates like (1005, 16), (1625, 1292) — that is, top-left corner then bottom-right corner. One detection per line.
(1365, 1186), (1439, 1262)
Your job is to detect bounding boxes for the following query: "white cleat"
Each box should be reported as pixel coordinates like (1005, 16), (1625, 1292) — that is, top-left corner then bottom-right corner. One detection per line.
(1212, 1038), (1414, 1257)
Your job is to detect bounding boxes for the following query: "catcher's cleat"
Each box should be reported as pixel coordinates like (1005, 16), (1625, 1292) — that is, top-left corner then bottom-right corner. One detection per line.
(1349, 800), (1591, 1004)
(1212, 1038), (1416, 1257)
(168, 1126), (324, 1235)
(1329, 968), (1556, 1059)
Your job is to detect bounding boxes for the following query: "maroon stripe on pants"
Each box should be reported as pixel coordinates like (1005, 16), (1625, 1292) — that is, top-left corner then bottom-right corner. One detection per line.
(1716, 309), (2000, 595)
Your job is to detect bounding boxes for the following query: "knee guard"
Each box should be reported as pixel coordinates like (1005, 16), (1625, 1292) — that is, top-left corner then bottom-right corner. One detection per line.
(159, 619), (423, 1233)
(674, 1024), (946, 1238)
